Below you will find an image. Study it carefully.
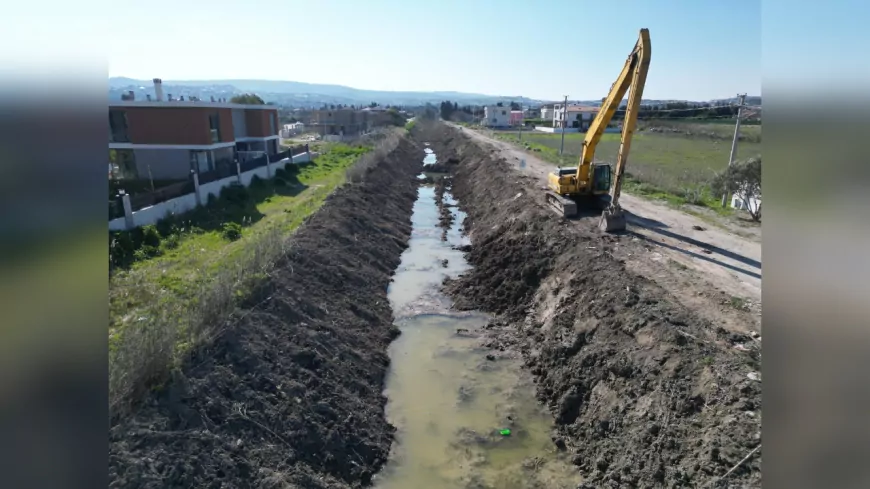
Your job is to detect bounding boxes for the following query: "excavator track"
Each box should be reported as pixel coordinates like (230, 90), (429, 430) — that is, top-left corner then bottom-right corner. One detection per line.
(545, 191), (577, 218)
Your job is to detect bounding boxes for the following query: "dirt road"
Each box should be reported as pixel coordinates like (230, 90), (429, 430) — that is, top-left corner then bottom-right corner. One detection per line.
(452, 123), (761, 334)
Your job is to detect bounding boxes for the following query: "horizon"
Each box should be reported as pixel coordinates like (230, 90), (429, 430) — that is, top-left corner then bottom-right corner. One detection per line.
(102, 0), (761, 101)
(108, 75), (757, 103)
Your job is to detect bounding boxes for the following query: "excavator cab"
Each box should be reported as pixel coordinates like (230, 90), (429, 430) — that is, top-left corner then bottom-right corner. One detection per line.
(592, 164), (611, 193)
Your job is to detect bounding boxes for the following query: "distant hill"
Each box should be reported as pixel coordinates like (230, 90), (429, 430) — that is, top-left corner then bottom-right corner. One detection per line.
(108, 77), (544, 107)
(108, 77), (759, 109)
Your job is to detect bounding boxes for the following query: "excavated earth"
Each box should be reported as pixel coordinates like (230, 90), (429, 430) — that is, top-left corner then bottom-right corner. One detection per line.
(425, 123), (762, 488)
(109, 136), (423, 489)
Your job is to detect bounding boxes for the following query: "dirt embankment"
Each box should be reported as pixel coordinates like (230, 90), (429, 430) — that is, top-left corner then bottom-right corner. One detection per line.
(109, 136), (423, 489)
(423, 123), (762, 488)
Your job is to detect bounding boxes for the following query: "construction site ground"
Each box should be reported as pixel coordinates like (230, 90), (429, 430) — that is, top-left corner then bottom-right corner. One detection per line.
(109, 122), (762, 489)
(451, 123), (762, 336)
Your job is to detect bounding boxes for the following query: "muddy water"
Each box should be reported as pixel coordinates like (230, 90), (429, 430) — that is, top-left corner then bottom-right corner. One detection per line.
(374, 152), (582, 489)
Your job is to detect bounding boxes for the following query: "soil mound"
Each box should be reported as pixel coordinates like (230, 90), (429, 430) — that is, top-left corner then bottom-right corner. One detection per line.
(424, 124), (762, 488)
(109, 137), (423, 488)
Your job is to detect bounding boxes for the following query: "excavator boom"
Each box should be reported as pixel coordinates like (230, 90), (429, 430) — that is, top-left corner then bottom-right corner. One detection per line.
(544, 28), (651, 232)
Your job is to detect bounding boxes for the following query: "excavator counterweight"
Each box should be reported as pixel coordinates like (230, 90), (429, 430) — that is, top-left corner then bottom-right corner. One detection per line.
(544, 28), (651, 232)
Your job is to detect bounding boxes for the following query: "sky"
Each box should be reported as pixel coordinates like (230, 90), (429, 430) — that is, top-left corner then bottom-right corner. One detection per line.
(8, 0), (868, 102)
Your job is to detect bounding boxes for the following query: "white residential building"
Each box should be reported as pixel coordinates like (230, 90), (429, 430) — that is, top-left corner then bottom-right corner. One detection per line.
(482, 105), (511, 127)
(280, 122), (306, 138)
(553, 105), (600, 131)
(540, 104), (555, 121)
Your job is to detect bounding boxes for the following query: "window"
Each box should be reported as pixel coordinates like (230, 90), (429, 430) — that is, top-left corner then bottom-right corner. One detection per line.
(190, 150), (211, 174)
(209, 113), (221, 142)
(109, 110), (129, 142)
(109, 149), (137, 178)
(501, 110), (506, 115)
(269, 112), (277, 134)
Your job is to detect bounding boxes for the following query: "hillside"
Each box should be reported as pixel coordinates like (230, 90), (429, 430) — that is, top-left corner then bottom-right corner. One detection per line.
(108, 77), (760, 109)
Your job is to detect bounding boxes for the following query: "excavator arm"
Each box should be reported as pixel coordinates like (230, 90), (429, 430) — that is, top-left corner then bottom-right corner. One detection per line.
(576, 28), (651, 195)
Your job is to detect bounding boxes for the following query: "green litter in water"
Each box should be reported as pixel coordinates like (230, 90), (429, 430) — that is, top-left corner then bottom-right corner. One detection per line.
(499, 429), (511, 436)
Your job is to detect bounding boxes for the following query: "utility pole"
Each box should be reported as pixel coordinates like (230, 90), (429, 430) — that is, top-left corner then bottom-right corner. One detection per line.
(517, 105), (523, 141)
(559, 95), (568, 157)
(721, 93), (747, 207)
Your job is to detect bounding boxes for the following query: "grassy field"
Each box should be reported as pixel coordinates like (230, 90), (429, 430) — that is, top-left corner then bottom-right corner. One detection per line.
(637, 119), (762, 143)
(493, 123), (762, 212)
(108, 141), (380, 413)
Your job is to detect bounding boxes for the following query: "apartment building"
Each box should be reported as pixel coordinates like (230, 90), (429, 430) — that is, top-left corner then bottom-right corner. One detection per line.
(109, 79), (280, 180)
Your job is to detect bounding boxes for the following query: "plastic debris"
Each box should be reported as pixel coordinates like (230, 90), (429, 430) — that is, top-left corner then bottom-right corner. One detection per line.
(499, 429), (511, 436)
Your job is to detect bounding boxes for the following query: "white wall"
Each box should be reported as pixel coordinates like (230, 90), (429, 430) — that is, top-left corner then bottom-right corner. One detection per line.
(534, 126), (620, 134)
(534, 126), (580, 133)
(482, 106), (511, 127)
(541, 107), (553, 120)
(731, 193), (761, 214)
(109, 151), (313, 231)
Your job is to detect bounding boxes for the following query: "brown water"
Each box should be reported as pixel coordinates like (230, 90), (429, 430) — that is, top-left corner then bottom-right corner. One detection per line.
(373, 152), (582, 489)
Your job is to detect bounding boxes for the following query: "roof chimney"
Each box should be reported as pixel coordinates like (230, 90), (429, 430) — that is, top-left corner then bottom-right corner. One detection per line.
(152, 78), (164, 101)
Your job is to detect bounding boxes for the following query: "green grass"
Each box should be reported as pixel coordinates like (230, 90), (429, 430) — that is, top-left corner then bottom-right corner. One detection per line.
(405, 119), (416, 131)
(108, 144), (373, 414)
(110, 143), (369, 329)
(637, 119), (762, 143)
(493, 125), (762, 216)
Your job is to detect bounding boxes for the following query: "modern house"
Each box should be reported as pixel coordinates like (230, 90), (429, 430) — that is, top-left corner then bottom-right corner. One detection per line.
(482, 105), (511, 127)
(540, 103), (556, 121)
(109, 79), (280, 181)
(553, 105), (600, 131)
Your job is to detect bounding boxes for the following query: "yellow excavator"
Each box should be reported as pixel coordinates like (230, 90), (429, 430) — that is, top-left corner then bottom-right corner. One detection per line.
(545, 28), (651, 232)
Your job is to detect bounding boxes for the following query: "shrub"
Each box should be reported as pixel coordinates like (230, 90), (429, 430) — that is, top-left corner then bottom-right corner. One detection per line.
(221, 222), (243, 241)
(141, 225), (161, 248)
(250, 174), (265, 188)
(162, 233), (181, 250)
(220, 183), (250, 205)
(711, 156), (762, 221)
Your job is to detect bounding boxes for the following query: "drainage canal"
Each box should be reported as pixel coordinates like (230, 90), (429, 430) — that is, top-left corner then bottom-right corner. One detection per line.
(373, 147), (582, 488)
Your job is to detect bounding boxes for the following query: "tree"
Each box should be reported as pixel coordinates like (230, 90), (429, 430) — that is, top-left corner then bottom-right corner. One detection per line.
(510, 101), (520, 111)
(230, 93), (265, 105)
(711, 156), (762, 221)
(439, 100), (456, 120)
